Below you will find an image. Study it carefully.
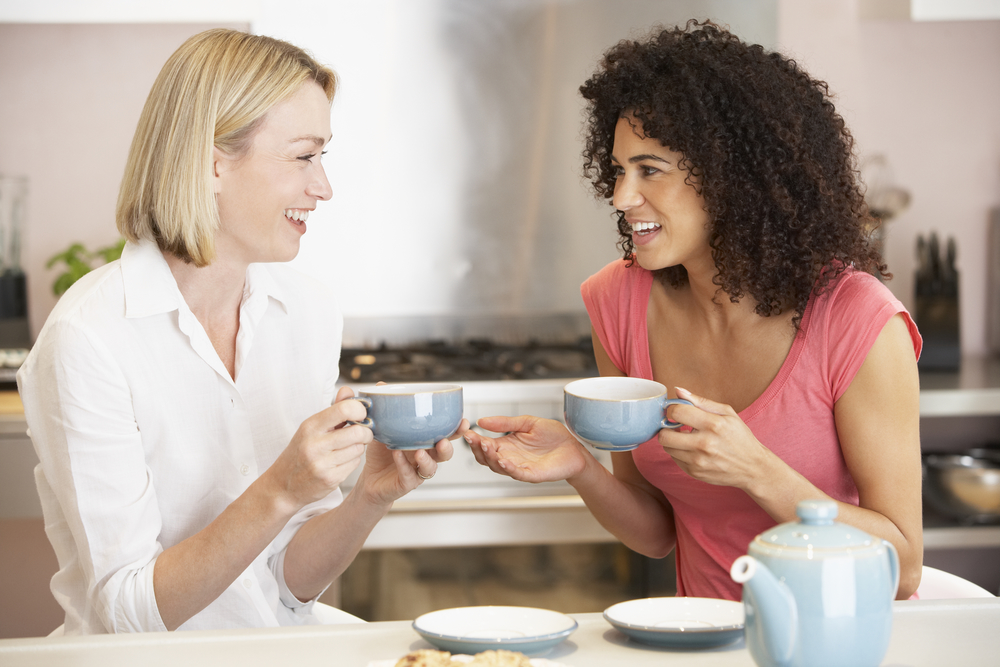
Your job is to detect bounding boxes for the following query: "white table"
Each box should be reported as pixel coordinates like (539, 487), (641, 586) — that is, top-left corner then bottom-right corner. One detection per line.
(1, 598), (997, 667)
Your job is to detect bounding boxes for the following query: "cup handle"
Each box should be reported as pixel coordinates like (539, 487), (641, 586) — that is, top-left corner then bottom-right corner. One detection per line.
(660, 398), (693, 429)
(347, 396), (373, 428)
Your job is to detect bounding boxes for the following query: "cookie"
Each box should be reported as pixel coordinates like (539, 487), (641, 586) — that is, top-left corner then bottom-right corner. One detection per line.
(394, 649), (457, 667)
(464, 650), (533, 666)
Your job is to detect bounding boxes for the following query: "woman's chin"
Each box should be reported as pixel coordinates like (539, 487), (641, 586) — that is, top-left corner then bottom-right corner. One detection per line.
(632, 249), (670, 272)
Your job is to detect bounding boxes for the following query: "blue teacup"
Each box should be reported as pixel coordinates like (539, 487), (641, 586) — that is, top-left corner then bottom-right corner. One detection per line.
(564, 377), (692, 451)
(355, 383), (464, 450)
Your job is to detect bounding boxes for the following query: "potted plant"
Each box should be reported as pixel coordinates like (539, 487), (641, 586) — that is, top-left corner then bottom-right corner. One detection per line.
(46, 239), (126, 296)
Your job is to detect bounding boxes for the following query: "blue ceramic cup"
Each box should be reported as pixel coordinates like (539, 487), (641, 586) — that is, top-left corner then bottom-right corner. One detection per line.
(355, 383), (464, 450)
(564, 377), (692, 451)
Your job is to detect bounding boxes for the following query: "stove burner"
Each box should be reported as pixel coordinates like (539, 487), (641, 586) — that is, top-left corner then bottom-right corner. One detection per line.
(340, 337), (600, 383)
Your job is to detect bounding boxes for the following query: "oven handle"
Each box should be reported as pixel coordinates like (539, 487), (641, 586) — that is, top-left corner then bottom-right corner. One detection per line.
(387, 494), (587, 513)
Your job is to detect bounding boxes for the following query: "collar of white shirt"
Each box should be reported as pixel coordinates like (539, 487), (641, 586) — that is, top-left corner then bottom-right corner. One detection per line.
(119, 239), (289, 320)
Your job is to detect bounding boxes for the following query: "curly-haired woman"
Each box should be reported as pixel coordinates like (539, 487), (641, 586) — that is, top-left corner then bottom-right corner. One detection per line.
(467, 21), (923, 601)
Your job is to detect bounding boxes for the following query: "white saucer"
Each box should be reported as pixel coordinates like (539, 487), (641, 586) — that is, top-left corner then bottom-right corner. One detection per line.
(603, 597), (745, 648)
(413, 606), (578, 655)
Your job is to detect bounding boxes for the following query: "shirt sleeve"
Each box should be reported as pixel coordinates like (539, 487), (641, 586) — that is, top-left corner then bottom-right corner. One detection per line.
(268, 489), (344, 611)
(825, 271), (922, 402)
(20, 318), (168, 633)
(269, 300), (345, 612)
(581, 260), (630, 373)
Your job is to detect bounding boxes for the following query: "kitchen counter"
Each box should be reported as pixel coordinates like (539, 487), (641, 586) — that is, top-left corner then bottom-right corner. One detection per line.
(918, 355), (1000, 416)
(5, 370), (1000, 550)
(0, 598), (997, 666)
(0, 390), (22, 414)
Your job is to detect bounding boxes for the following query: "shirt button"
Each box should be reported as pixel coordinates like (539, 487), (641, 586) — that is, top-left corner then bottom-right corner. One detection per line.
(243, 579), (252, 589)
(240, 464), (250, 476)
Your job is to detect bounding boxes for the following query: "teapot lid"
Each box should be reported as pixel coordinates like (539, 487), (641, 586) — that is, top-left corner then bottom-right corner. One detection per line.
(751, 500), (878, 557)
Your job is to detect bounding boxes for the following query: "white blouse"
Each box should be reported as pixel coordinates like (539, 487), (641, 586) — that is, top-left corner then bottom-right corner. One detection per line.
(18, 240), (344, 634)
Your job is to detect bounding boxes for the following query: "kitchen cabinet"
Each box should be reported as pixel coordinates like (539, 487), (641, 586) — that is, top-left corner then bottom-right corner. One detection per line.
(861, 0), (1000, 22)
(0, 394), (62, 638)
(0, 394), (37, 520)
(3, 356), (999, 590)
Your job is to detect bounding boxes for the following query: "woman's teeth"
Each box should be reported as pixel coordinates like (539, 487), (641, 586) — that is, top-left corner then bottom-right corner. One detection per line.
(285, 209), (309, 222)
(631, 221), (661, 234)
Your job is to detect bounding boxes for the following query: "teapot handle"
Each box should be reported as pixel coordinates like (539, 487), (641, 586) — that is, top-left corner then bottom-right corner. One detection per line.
(883, 539), (900, 598)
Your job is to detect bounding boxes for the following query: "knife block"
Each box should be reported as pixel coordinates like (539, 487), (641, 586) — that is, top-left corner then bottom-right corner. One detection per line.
(915, 286), (960, 372)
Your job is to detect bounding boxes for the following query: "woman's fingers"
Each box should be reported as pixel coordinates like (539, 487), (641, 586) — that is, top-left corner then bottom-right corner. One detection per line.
(413, 448), (438, 479)
(464, 429), (511, 474)
(660, 387), (733, 435)
(475, 414), (538, 435)
(674, 387), (733, 417)
(451, 418), (471, 439)
(393, 447), (439, 483)
(316, 398), (368, 432)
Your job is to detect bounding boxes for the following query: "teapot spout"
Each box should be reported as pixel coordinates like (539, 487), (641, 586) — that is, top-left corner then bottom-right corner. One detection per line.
(731, 555), (798, 666)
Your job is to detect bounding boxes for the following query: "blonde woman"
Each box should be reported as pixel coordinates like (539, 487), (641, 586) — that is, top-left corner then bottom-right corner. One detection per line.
(18, 29), (462, 634)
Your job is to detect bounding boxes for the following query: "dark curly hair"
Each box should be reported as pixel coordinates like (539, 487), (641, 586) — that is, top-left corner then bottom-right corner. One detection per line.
(580, 20), (886, 324)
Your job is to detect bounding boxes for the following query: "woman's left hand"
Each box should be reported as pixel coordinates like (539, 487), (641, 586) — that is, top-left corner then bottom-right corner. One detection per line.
(657, 386), (773, 490)
(356, 417), (469, 506)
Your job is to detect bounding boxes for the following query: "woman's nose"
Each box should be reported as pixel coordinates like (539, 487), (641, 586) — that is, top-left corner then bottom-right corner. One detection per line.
(612, 175), (643, 211)
(308, 163), (333, 201)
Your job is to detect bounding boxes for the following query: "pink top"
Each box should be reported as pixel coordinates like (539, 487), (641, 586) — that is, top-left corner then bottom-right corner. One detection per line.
(581, 259), (921, 600)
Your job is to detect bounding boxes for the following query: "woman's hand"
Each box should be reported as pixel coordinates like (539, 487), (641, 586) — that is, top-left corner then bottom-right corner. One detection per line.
(466, 415), (591, 483)
(354, 417), (468, 507)
(263, 386), (373, 513)
(657, 386), (774, 491)
(278, 396), (465, 603)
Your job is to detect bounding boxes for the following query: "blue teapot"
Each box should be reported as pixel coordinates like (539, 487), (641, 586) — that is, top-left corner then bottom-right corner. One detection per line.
(730, 500), (899, 667)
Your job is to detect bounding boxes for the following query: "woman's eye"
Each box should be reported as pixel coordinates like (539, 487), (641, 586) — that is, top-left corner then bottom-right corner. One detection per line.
(641, 165), (660, 176)
(298, 151), (328, 162)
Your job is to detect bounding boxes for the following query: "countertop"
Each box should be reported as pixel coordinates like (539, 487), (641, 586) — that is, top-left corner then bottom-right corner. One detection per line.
(0, 390), (22, 415)
(0, 598), (997, 667)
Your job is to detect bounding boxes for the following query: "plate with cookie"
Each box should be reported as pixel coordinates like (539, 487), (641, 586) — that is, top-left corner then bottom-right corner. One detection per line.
(369, 648), (569, 666)
(411, 606), (578, 655)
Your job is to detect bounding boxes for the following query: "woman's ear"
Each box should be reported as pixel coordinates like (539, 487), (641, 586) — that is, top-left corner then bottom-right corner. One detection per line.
(212, 146), (233, 195)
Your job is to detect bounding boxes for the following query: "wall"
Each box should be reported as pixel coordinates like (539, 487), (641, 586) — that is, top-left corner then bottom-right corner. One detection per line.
(0, 21), (247, 340)
(778, 0), (1000, 357)
(0, 0), (778, 338)
(3, 2), (999, 354)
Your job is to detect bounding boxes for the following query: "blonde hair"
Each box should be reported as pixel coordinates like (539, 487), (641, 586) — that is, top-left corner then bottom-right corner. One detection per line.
(116, 29), (337, 266)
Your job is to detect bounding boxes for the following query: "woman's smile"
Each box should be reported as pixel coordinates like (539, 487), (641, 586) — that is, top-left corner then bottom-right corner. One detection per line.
(630, 220), (662, 245)
(284, 208), (311, 233)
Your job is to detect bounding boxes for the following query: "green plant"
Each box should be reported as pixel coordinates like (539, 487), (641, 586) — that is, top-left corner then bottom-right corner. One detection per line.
(46, 238), (126, 296)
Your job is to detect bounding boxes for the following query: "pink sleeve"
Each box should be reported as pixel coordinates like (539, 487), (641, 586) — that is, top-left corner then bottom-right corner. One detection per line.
(824, 271), (922, 402)
(580, 260), (632, 374)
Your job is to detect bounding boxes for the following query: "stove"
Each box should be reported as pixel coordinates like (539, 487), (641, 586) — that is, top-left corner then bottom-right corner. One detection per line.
(335, 336), (613, 550)
(339, 336), (600, 384)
